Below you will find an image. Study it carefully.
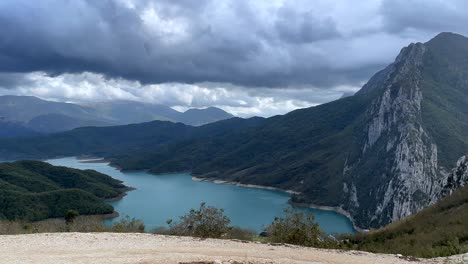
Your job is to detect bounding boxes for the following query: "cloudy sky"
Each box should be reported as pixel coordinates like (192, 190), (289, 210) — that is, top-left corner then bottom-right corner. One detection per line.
(1, 0), (467, 117)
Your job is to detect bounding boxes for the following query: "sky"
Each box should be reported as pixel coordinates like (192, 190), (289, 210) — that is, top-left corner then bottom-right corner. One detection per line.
(0, 0), (467, 117)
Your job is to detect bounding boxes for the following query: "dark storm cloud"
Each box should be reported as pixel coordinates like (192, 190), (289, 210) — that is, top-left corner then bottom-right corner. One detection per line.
(0, 0), (146, 78)
(0, 0), (467, 90)
(0, 0), (386, 89)
(380, 0), (468, 35)
(274, 6), (341, 44)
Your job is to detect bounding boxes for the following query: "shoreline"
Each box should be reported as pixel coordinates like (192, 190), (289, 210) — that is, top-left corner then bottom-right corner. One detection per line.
(192, 176), (300, 195)
(105, 187), (136, 202)
(79, 158), (110, 164)
(77, 157), (125, 172)
(99, 211), (120, 219)
(289, 201), (365, 233)
(192, 176), (363, 233)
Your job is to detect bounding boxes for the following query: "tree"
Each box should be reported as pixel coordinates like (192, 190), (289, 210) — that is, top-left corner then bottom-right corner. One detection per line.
(65, 210), (79, 224)
(266, 209), (322, 246)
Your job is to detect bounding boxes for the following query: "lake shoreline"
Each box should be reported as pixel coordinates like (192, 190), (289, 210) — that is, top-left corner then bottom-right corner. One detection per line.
(192, 176), (300, 195)
(289, 201), (364, 233)
(192, 176), (361, 233)
(105, 187), (136, 202)
(100, 211), (120, 219)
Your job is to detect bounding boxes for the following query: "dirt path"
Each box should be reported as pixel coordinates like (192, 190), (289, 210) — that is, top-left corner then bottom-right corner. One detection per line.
(0, 233), (463, 264)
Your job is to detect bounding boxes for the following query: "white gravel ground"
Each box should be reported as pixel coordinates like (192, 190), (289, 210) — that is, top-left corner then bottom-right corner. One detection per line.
(0, 233), (466, 264)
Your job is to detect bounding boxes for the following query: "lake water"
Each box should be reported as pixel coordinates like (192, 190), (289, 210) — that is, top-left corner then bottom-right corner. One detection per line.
(46, 157), (355, 234)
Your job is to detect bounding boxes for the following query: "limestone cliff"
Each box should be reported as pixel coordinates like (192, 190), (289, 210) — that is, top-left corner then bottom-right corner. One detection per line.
(341, 33), (468, 228)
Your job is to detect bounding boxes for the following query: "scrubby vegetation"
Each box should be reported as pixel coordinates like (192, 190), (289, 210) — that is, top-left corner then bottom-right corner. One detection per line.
(153, 203), (256, 240)
(0, 215), (145, 235)
(266, 209), (323, 247)
(155, 197), (468, 258)
(165, 202), (231, 238)
(0, 160), (128, 221)
(336, 184), (468, 258)
(110, 216), (145, 233)
(2, 195), (468, 259)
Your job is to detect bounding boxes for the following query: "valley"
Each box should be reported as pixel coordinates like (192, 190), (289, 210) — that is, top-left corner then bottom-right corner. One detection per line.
(2, 1), (468, 262)
(1, 32), (466, 230)
(0, 30), (467, 260)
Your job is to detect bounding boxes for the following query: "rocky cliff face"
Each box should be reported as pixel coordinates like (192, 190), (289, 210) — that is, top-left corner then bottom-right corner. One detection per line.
(437, 155), (468, 198)
(341, 34), (468, 228)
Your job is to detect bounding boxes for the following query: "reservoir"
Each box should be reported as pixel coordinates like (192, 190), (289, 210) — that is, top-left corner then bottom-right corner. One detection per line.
(46, 157), (355, 235)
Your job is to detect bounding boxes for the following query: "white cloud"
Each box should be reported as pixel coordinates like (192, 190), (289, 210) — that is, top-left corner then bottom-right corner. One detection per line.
(141, 4), (190, 45)
(0, 72), (341, 117)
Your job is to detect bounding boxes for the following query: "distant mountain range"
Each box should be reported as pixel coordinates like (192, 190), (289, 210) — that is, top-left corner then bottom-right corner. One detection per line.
(0, 32), (467, 230)
(0, 96), (233, 135)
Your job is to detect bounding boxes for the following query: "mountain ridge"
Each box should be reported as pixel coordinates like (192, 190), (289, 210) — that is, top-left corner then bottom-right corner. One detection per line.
(0, 96), (234, 135)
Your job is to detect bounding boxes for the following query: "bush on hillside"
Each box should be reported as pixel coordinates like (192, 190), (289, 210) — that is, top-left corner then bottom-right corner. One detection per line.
(110, 216), (145, 233)
(165, 202), (231, 238)
(265, 209), (323, 246)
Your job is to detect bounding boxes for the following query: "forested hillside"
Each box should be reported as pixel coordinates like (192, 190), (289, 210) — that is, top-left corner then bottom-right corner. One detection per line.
(0, 160), (127, 221)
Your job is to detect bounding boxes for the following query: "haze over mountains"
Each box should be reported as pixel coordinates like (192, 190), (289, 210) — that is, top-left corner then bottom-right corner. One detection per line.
(0, 32), (467, 231)
(0, 95), (233, 135)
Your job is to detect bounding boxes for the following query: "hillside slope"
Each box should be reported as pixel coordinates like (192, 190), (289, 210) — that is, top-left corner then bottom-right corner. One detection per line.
(27, 113), (110, 133)
(0, 117), (265, 160)
(0, 121), (39, 138)
(0, 160), (127, 220)
(344, 155), (468, 257)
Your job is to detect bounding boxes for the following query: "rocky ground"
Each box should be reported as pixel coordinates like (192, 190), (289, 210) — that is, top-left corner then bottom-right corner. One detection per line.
(0, 233), (466, 264)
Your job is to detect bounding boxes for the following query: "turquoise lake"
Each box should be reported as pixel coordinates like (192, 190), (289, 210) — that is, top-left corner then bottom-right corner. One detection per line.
(46, 157), (355, 234)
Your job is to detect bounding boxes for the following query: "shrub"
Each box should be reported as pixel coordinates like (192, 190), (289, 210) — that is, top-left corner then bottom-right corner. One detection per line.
(68, 216), (106, 232)
(65, 210), (79, 224)
(266, 209), (323, 246)
(167, 202), (231, 238)
(110, 216), (145, 233)
(0, 215), (146, 234)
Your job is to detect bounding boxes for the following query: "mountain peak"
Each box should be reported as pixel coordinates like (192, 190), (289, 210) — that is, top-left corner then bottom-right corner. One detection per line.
(180, 107), (234, 126)
(184, 107), (230, 114)
(427, 32), (468, 44)
(425, 32), (468, 69)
